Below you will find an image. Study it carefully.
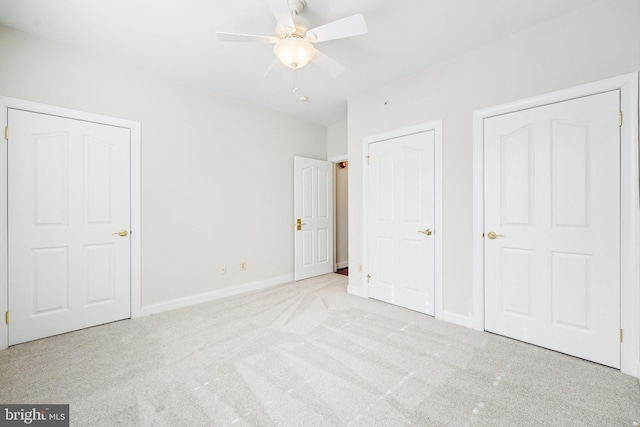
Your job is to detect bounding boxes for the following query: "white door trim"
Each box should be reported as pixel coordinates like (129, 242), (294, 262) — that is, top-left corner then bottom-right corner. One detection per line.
(472, 73), (639, 376)
(0, 96), (142, 350)
(360, 120), (443, 320)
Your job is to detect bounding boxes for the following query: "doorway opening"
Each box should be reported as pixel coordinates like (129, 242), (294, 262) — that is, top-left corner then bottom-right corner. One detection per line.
(334, 160), (348, 276)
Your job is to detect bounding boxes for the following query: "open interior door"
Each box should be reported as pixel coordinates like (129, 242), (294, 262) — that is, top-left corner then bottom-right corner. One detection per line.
(294, 156), (334, 280)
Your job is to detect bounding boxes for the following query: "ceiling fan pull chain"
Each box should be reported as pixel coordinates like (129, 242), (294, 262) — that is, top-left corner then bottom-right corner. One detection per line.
(292, 67), (299, 93)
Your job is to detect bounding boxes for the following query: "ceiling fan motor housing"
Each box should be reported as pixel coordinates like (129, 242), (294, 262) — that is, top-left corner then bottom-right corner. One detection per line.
(276, 23), (308, 38)
(276, 0), (307, 37)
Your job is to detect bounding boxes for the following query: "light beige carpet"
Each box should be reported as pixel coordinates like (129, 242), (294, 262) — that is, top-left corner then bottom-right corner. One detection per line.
(1, 273), (639, 426)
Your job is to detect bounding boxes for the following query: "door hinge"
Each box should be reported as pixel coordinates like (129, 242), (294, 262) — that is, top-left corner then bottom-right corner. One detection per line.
(4, 127), (7, 141)
(365, 156), (370, 165)
(366, 273), (371, 283)
(620, 328), (623, 343)
(619, 112), (623, 127)
(4, 311), (8, 324)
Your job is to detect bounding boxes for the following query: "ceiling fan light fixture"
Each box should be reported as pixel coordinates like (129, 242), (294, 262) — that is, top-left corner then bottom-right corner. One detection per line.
(273, 37), (316, 69)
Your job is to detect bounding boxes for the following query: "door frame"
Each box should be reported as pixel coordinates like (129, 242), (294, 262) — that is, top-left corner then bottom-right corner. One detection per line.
(472, 73), (639, 376)
(0, 96), (142, 350)
(361, 120), (443, 319)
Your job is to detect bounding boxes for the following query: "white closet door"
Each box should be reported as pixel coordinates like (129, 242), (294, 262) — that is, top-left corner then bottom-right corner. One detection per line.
(484, 90), (620, 368)
(8, 109), (131, 345)
(368, 130), (435, 314)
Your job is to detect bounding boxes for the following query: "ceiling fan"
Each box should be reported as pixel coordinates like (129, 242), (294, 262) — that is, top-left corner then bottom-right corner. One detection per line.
(216, 0), (367, 78)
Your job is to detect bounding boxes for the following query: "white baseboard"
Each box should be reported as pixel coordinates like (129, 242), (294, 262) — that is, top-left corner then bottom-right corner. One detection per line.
(442, 310), (474, 329)
(140, 274), (293, 317)
(336, 261), (348, 270)
(347, 284), (367, 299)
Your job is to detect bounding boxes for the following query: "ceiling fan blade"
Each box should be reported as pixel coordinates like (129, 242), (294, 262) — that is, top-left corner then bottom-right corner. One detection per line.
(306, 14), (367, 43)
(267, 0), (296, 33)
(311, 49), (346, 78)
(216, 32), (278, 43)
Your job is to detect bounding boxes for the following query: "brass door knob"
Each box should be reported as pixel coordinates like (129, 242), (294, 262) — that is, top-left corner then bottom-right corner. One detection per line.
(418, 229), (433, 236)
(487, 231), (504, 240)
(112, 230), (129, 237)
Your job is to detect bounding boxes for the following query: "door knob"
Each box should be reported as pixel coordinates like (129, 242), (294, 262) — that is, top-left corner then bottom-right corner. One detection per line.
(112, 230), (128, 237)
(296, 219), (306, 231)
(486, 231), (504, 240)
(418, 229), (433, 236)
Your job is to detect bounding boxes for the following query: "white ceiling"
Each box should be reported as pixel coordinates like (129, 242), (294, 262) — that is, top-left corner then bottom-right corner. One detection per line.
(0, 0), (600, 126)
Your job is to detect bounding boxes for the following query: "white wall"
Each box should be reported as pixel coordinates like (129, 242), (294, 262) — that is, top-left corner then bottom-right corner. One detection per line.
(0, 25), (327, 307)
(348, 0), (640, 318)
(335, 163), (349, 269)
(327, 121), (347, 159)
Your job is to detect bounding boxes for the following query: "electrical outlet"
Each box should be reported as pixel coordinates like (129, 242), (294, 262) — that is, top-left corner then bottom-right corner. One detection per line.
(219, 265), (226, 275)
(240, 261), (247, 271)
